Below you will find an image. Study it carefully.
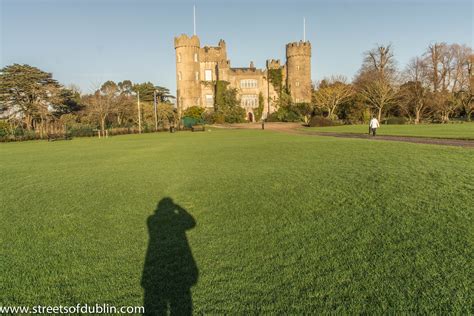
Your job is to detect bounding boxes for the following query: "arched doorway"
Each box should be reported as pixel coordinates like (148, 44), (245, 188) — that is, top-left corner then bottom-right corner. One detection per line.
(248, 112), (253, 122)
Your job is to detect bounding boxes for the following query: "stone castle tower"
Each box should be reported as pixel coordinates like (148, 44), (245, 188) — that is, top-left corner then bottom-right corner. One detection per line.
(174, 35), (202, 113)
(286, 41), (312, 103)
(174, 34), (312, 120)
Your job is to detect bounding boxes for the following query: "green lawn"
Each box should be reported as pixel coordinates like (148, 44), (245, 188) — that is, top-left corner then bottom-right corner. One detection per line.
(1, 130), (473, 314)
(304, 123), (474, 139)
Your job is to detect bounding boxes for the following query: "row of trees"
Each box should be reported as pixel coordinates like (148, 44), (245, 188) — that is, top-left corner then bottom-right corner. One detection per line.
(311, 42), (473, 124)
(0, 64), (175, 138)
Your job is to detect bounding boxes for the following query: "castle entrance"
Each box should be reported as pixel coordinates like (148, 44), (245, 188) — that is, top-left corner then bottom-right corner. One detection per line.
(248, 112), (253, 122)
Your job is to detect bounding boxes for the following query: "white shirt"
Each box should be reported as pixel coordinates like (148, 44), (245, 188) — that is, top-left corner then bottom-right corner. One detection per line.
(369, 118), (380, 129)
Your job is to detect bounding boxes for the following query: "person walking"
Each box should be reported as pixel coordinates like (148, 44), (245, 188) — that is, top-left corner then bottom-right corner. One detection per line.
(369, 116), (380, 136)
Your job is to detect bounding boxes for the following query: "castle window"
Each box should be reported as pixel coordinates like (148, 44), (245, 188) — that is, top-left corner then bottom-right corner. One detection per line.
(205, 94), (213, 107)
(204, 69), (212, 81)
(295, 81), (300, 87)
(241, 94), (258, 108)
(177, 53), (182, 63)
(296, 65), (300, 70)
(194, 53), (198, 62)
(240, 79), (258, 89)
(195, 72), (199, 81)
(178, 72), (182, 81)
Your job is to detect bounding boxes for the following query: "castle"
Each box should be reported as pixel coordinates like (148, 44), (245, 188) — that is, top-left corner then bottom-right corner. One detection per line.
(174, 34), (312, 121)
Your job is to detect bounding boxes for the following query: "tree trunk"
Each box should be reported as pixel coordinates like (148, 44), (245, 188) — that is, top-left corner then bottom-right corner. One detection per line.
(377, 107), (382, 122)
(415, 110), (421, 124)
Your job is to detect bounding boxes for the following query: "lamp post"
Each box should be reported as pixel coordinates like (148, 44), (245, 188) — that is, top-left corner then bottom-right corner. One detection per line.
(153, 90), (158, 132)
(137, 91), (142, 134)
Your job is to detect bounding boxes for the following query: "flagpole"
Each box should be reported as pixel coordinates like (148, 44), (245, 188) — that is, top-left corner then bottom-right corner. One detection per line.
(303, 17), (306, 42)
(193, 5), (196, 35)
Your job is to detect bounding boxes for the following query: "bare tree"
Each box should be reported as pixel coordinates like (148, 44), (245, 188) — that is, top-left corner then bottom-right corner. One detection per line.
(361, 44), (398, 83)
(359, 79), (398, 121)
(425, 43), (447, 92)
(82, 83), (116, 134)
(423, 43), (472, 121)
(466, 54), (474, 120)
(313, 76), (353, 119)
(355, 44), (399, 121)
(450, 47), (473, 120)
(399, 57), (431, 124)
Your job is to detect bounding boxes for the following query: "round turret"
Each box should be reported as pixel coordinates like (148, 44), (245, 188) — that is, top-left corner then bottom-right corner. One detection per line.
(174, 34), (202, 113)
(286, 41), (312, 103)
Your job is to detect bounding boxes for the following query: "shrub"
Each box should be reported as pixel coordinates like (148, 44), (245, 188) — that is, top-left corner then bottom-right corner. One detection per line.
(308, 116), (342, 127)
(382, 117), (407, 125)
(267, 106), (303, 122)
(183, 106), (205, 120)
(211, 112), (225, 124)
(0, 121), (9, 137)
(69, 125), (96, 137)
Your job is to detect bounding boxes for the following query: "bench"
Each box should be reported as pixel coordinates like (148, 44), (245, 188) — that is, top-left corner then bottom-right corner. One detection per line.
(47, 133), (72, 141)
(191, 125), (205, 132)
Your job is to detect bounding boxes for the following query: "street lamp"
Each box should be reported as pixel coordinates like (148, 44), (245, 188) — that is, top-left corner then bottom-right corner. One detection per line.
(153, 90), (158, 132)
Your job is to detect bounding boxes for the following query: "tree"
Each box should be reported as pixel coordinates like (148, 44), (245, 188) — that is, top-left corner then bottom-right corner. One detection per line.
(424, 43), (446, 92)
(0, 64), (61, 131)
(422, 43), (472, 122)
(156, 103), (176, 127)
(358, 79), (398, 121)
(214, 81), (245, 123)
(354, 44), (399, 121)
(82, 80), (120, 133)
(132, 82), (155, 102)
(115, 80), (135, 126)
(313, 76), (353, 119)
(361, 44), (397, 82)
(53, 86), (82, 117)
(154, 86), (175, 103)
(399, 58), (431, 124)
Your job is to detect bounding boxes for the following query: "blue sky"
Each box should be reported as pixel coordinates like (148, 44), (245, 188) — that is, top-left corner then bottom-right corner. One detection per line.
(1, 0), (472, 95)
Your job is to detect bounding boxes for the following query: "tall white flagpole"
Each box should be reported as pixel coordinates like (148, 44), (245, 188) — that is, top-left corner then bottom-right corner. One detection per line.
(193, 5), (196, 35)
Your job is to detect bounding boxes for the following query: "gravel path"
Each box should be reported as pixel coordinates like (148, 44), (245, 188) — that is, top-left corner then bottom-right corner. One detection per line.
(214, 123), (474, 148)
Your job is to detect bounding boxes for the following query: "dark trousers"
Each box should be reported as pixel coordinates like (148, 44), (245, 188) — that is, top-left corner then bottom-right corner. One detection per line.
(370, 128), (377, 136)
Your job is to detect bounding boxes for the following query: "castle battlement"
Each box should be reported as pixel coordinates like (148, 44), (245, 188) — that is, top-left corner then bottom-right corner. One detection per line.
(286, 41), (311, 58)
(229, 67), (264, 75)
(286, 40), (311, 48)
(201, 46), (226, 63)
(174, 34), (200, 48)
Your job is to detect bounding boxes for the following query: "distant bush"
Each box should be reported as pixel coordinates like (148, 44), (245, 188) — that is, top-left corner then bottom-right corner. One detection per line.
(69, 125), (96, 137)
(267, 107), (303, 122)
(0, 121), (9, 137)
(211, 112), (225, 124)
(382, 117), (407, 125)
(308, 116), (342, 127)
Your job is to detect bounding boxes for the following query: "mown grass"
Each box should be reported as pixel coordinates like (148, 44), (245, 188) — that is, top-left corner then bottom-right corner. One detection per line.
(304, 122), (474, 139)
(1, 130), (473, 314)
